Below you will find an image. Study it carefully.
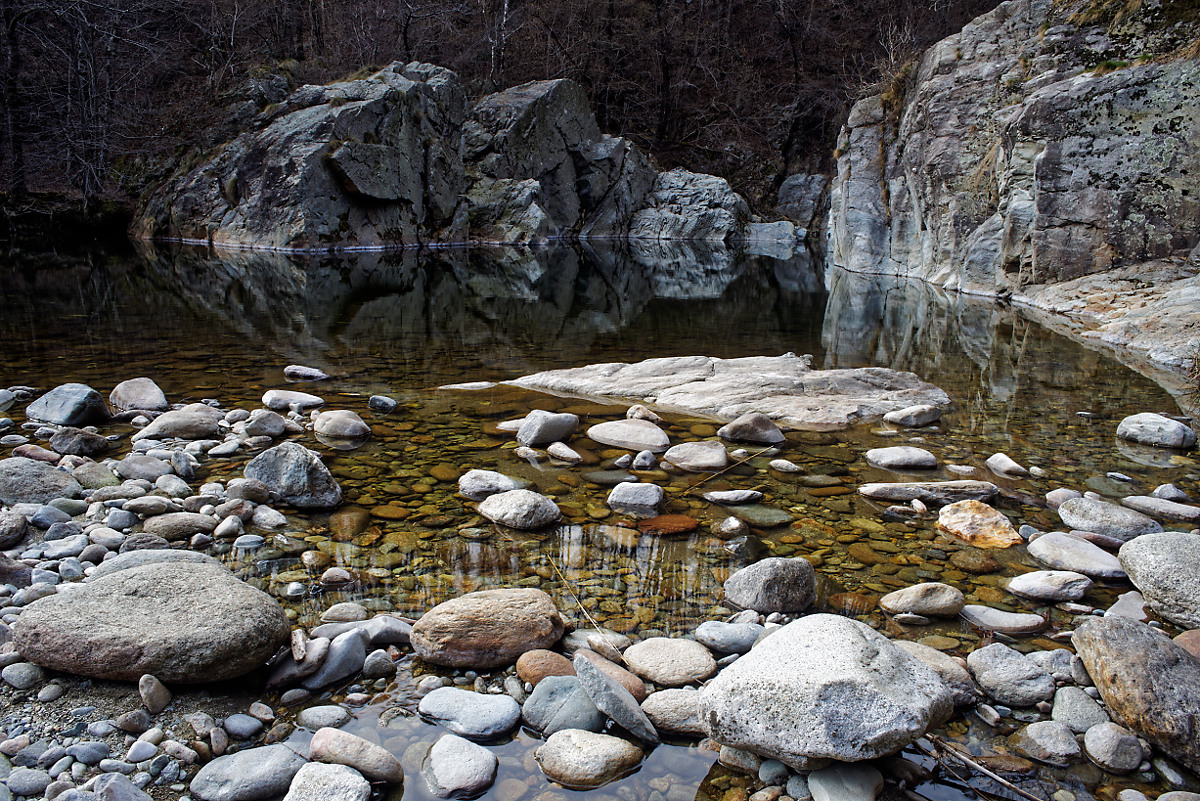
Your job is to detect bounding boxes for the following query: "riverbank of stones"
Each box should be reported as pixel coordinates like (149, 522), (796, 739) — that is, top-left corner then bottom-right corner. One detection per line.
(1, 374), (1199, 801)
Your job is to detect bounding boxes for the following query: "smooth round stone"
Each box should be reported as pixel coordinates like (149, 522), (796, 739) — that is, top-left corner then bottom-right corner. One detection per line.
(1046, 488), (1083, 509)
(607, 482), (664, 512)
(808, 763), (884, 801)
(1122, 494), (1200, 523)
(535, 729), (643, 789)
(694, 621), (764, 654)
(322, 602), (370, 623)
(516, 649), (575, 686)
(547, 442), (583, 462)
(726, 504), (793, 527)
(724, 557), (815, 613)
(587, 420), (670, 453)
(769, 459), (802, 473)
(262, 390), (324, 411)
(702, 489), (764, 505)
(110, 378), (169, 412)
(516, 410), (579, 447)
(892, 641), (977, 707)
(1058, 497), (1163, 542)
(244, 409), (288, 438)
(985, 452), (1028, 476)
(5, 767), (53, 797)
(865, 447), (936, 470)
(966, 643), (1055, 707)
(411, 588), (564, 669)
(879, 583), (964, 617)
(423, 733), (498, 798)
(314, 410), (371, 439)
(1005, 570), (1093, 602)
(362, 649), (397, 679)
(418, 687), (521, 740)
(1028, 532), (1126, 578)
(581, 470), (637, 486)
(663, 440), (728, 472)
(477, 489), (561, 529)
(1052, 686), (1109, 733)
(282, 762), (370, 801)
(1084, 722), (1144, 773)
(640, 687), (705, 736)
(960, 605), (1045, 634)
(717, 412), (785, 444)
(882, 405), (941, 427)
(368, 395), (398, 414)
(308, 727), (403, 783)
(1014, 720), (1081, 767)
(622, 637), (716, 686)
(232, 534), (265, 550)
(298, 705), (353, 730)
(521, 675), (604, 735)
(2, 661), (44, 690)
(937, 500), (1021, 548)
(300, 629), (369, 691)
(189, 744), (308, 801)
(1116, 413), (1196, 449)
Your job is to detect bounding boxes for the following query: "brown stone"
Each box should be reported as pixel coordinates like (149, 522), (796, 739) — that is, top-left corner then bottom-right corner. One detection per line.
(371, 505), (411, 520)
(847, 542), (885, 565)
(950, 549), (1001, 574)
(575, 648), (647, 701)
(429, 464), (459, 482)
(412, 588), (565, 669)
(807, 486), (854, 497)
(637, 514), (699, 536)
(329, 507), (372, 540)
(937, 500), (1021, 548)
(12, 444), (60, 464)
(516, 649), (576, 686)
(828, 592), (877, 615)
(301, 550), (332, 571)
(1175, 630), (1200, 661)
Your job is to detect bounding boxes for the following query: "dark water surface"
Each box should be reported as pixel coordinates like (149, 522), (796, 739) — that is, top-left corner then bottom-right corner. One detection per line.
(1, 241), (1195, 801)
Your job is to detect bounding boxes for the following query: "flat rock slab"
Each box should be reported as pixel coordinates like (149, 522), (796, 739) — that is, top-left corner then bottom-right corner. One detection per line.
(960, 605), (1046, 635)
(1057, 497), (1162, 542)
(1027, 532), (1126, 579)
(937, 500), (1021, 548)
(585, 419), (671, 452)
(621, 637), (716, 686)
(13, 562), (289, 683)
(858, 481), (998, 506)
(509, 355), (949, 431)
(865, 446), (936, 470)
(1119, 533), (1200, 629)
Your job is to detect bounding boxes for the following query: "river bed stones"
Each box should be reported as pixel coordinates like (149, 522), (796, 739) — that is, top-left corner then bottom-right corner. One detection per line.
(423, 733), (499, 798)
(966, 644), (1055, 707)
(244, 441), (342, 509)
(880, 583), (964, 617)
(412, 588), (565, 669)
(189, 744), (308, 801)
(1072, 616), (1200, 770)
(883, 404), (941, 427)
(1005, 570), (1093, 602)
(865, 446), (936, 470)
(723, 557), (815, 613)
(698, 614), (952, 766)
(621, 637), (716, 686)
(808, 763), (884, 801)
(1027, 532), (1126, 578)
(892, 641), (977, 707)
(1057, 497), (1162, 542)
(477, 489), (561, 529)
(586, 419), (670, 452)
(663, 440), (728, 472)
(0, 457), (83, 505)
(26, 383), (110, 426)
(937, 500), (1021, 548)
(535, 729), (644, 788)
(717, 412), (785, 444)
(13, 562), (289, 683)
(607, 482), (664, 512)
(1116, 413), (1197, 449)
(110, 377), (170, 411)
(1118, 532), (1200, 630)
(132, 402), (224, 442)
(263, 389), (324, 411)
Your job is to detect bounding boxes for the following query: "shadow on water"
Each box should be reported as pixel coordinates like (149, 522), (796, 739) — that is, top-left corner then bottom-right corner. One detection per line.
(0, 243), (1193, 801)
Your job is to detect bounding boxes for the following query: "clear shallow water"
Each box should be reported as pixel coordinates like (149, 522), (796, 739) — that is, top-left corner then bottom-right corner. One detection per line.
(1, 241), (1196, 801)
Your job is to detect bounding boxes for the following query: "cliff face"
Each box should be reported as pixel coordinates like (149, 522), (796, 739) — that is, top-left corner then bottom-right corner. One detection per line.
(829, 0), (1200, 295)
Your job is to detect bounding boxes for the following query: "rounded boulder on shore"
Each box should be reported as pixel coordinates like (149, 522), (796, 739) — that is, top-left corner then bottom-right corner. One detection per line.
(412, 588), (565, 669)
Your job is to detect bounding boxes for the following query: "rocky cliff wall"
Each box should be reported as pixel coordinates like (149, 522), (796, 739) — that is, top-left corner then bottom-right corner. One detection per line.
(828, 0), (1200, 375)
(136, 63), (785, 251)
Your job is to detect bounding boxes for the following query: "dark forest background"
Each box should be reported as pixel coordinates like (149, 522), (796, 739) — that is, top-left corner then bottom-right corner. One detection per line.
(0, 0), (1000, 220)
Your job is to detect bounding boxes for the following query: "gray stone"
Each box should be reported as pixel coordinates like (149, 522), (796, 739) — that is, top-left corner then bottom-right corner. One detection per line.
(301, 628), (369, 690)
(26, 384), (109, 426)
(882, 405), (941, 427)
(0, 510), (29, 548)
(457, 470), (525, 501)
(361, 649), (396, 679)
(262, 390), (323, 411)
(1027, 532), (1127, 578)
(622, 637), (716, 686)
(1058, 497), (1162, 543)
(717, 412), (785, 444)
(88, 549), (222, 580)
(959, 605), (1046, 634)
(66, 742), (109, 765)
(1083, 722), (1144, 774)
(298, 705), (353, 730)
(723, 557), (815, 614)
(1119, 533), (1200, 629)
(966, 643), (1055, 707)
(640, 688), (705, 736)
(879, 583), (964, 617)
(12, 562), (288, 683)
(138, 674), (171, 713)
(93, 772), (154, 801)
(893, 641), (978, 707)
(109, 378), (169, 412)
(5, 767), (52, 797)
(422, 734), (498, 798)
(223, 714), (264, 740)
(1005, 570), (1093, 602)
(585, 419), (671, 453)
(865, 446), (936, 470)
(313, 410), (370, 439)
(281, 763), (370, 801)
(1121, 495), (1200, 523)
(1052, 686), (1110, 733)
(606, 482), (664, 513)
(1015, 720), (1081, 767)
(857, 480), (997, 506)
(698, 614), (952, 766)
(808, 762), (883, 801)
(663, 441), (728, 472)
(411, 588), (564, 669)
(0, 458), (83, 505)
(694, 621), (764, 654)
(114, 455), (172, 482)
(516, 410), (579, 447)
(521, 675), (604, 735)
(1, 662), (43, 690)
(49, 427), (109, 457)
(243, 410), (287, 438)
(534, 729), (643, 789)
(477, 489), (561, 529)
(573, 651), (660, 744)
(701, 490), (763, 505)
(244, 442), (342, 509)
(417, 686), (521, 740)
(189, 744), (307, 801)
(985, 453), (1028, 476)
(131, 403), (223, 443)
(1117, 414), (1196, 450)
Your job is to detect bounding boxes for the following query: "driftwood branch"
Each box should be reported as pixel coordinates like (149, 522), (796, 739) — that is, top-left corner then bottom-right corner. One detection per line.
(918, 735), (1050, 801)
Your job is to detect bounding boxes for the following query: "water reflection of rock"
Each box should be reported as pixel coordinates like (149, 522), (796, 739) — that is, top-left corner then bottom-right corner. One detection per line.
(821, 267), (1179, 428)
(132, 241), (822, 384)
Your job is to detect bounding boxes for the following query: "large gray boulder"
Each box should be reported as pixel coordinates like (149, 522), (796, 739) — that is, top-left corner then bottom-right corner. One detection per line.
(1057, 497), (1162, 542)
(698, 614), (952, 766)
(723, 557), (816, 614)
(25, 383), (110, 426)
(0, 457), (83, 505)
(628, 168), (750, 242)
(1072, 616), (1200, 770)
(1116, 413), (1196, 450)
(12, 562), (289, 683)
(131, 402), (225, 442)
(110, 377), (169, 412)
(244, 441), (342, 509)
(1119, 533), (1200, 629)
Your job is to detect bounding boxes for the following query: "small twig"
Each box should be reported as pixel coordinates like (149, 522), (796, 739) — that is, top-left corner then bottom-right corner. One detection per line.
(923, 735), (1050, 801)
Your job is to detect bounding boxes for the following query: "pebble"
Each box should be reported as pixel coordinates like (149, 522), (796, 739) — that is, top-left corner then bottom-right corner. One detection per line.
(423, 733), (499, 798)
(298, 706), (352, 730)
(222, 713), (264, 740)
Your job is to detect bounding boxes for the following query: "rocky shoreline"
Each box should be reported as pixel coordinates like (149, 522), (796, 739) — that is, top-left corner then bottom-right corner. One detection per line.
(1, 368), (1199, 801)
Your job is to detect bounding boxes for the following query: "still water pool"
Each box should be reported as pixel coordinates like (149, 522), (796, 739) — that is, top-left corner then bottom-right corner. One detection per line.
(2, 241), (1195, 801)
